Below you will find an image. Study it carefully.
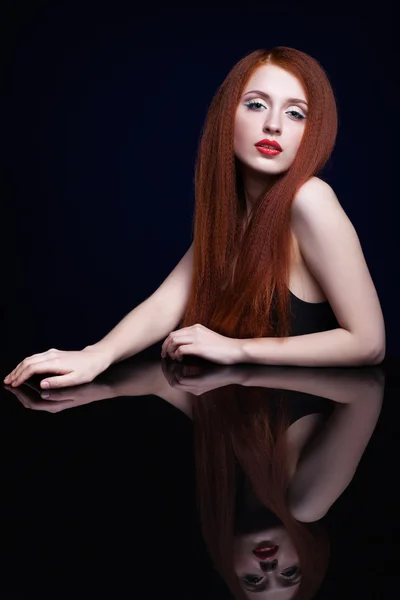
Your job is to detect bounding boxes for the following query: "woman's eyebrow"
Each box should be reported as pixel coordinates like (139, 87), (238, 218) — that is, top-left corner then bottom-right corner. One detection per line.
(243, 90), (308, 107)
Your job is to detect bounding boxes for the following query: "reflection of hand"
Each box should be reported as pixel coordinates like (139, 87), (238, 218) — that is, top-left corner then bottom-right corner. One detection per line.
(160, 324), (242, 365)
(4, 380), (114, 413)
(161, 360), (244, 396)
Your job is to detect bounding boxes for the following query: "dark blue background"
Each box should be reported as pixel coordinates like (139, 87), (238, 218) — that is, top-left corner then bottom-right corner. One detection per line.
(3, 5), (395, 360)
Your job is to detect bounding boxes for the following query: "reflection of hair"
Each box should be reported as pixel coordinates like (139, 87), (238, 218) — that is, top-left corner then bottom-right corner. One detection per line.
(192, 385), (330, 600)
(180, 46), (338, 340)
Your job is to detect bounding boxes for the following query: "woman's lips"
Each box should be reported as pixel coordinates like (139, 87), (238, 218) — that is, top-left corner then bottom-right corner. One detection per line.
(252, 544), (279, 559)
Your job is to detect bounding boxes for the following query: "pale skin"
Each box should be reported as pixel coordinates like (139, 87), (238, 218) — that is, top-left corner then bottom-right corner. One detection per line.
(3, 64), (385, 389)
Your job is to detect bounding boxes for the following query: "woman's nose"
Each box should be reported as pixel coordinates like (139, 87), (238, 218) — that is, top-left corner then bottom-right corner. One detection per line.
(263, 115), (281, 135)
(260, 559), (278, 572)
(263, 124), (281, 135)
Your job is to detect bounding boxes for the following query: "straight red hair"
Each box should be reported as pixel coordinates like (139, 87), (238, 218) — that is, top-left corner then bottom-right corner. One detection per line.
(180, 46), (338, 339)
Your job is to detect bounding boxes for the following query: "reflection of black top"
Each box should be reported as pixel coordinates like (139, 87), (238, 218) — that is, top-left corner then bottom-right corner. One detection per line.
(234, 389), (335, 533)
(282, 390), (334, 426)
(235, 291), (339, 531)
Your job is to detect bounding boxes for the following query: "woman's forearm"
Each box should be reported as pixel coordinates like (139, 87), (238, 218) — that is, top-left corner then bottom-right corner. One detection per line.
(84, 298), (179, 365)
(239, 328), (383, 367)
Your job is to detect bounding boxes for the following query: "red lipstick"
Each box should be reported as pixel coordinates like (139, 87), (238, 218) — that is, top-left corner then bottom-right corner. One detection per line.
(255, 138), (282, 156)
(252, 543), (279, 560)
(255, 138), (282, 151)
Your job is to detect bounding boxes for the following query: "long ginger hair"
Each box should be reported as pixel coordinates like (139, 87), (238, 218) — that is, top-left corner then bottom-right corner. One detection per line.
(180, 47), (338, 339)
(192, 385), (330, 599)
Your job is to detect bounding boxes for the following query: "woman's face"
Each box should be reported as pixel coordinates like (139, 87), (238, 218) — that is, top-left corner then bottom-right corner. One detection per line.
(234, 64), (308, 178)
(234, 525), (301, 599)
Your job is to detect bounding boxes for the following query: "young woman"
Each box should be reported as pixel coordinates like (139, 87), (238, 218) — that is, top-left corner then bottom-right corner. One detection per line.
(4, 46), (385, 391)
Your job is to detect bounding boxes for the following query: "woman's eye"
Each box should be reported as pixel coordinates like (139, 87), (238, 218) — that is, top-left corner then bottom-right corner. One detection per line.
(244, 100), (266, 110)
(244, 101), (306, 120)
(243, 574), (264, 586)
(281, 566), (301, 579)
(287, 110), (306, 120)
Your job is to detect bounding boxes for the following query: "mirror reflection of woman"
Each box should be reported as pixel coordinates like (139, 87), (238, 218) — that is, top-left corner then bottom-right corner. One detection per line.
(6, 355), (384, 599)
(193, 387), (329, 600)
(191, 378), (383, 600)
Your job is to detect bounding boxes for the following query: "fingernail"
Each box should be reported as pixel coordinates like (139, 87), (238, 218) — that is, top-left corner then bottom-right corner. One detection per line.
(41, 381), (49, 388)
(41, 392), (50, 399)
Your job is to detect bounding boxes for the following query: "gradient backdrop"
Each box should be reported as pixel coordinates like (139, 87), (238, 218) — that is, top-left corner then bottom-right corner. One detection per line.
(2, 5), (395, 364)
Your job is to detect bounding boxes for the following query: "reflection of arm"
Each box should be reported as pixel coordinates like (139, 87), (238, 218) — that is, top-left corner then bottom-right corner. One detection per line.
(288, 384), (383, 522)
(111, 361), (192, 419)
(240, 366), (384, 404)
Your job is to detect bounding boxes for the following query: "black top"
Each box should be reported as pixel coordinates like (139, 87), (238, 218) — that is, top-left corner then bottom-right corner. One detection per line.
(288, 289), (340, 337)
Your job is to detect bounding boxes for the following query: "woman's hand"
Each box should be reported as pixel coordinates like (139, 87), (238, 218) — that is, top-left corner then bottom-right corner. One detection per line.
(160, 324), (243, 365)
(3, 347), (112, 389)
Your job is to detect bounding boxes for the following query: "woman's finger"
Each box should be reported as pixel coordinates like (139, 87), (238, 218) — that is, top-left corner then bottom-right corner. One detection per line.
(4, 350), (58, 384)
(4, 361), (23, 382)
(6, 354), (55, 385)
(166, 335), (193, 359)
(10, 358), (63, 387)
(35, 372), (79, 389)
(170, 343), (194, 360)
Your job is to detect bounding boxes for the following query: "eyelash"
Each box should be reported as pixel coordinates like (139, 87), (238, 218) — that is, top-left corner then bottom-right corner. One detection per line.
(243, 575), (263, 587)
(243, 567), (301, 587)
(244, 100), (306, 120)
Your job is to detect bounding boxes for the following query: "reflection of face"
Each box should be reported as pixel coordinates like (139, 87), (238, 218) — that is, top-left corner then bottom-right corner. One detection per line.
(234, 64), (308, 178)
(234, 525), (301, 599)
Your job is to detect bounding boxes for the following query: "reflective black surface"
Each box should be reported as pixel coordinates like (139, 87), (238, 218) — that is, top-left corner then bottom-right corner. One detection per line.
(2, 354), (398, 598)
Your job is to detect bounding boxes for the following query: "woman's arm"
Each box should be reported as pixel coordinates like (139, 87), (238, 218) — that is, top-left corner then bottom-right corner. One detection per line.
(240, 328), (381, 367)
(86, 243), (194, 365)
(9, 360), (194, 417)
(288, 382), (383, 522)
(240, 178), (385, 367)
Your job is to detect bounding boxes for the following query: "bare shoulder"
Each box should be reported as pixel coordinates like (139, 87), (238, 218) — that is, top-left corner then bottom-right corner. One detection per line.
(291, 176), (353, 251)
(292, 176), (343, 219)
(290, 176), (385, 362)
